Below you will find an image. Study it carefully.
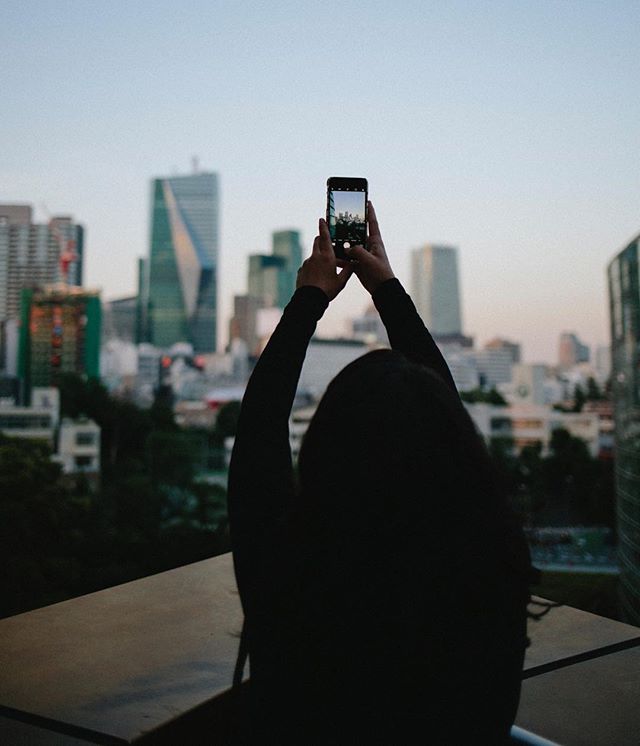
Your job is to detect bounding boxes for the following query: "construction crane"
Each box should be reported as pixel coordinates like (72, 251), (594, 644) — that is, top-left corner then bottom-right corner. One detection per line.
(40, 203), (78, 285)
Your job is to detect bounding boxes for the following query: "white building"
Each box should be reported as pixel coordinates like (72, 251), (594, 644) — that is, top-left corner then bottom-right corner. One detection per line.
(411, 244), (462, 336)
(56, 418), (101, 476)
(465, 402), (600, 457)
(0, 387), (59, 443)
(440, 345), (480, 391)
(298, 338), (369, 399)
(0, 387), (101, 478)
(502, 364), (548, 406)
(351, 304), (389, 346)
(474, 348), (514, 388)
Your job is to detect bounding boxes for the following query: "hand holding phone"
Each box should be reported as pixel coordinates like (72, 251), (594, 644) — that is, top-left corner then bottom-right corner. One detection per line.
(296, 218), (354, 301)
(344, 201), (395, 295)
(326, 177), (368, 259)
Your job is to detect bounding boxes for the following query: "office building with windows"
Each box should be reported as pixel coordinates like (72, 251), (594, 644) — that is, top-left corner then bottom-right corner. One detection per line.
(0, 205), (84, 369)
(558, 332), (590, 370)
(608, 232), (640, 625)
(247, 254), (287, 308)
(145, 172), (219, 352)
(18, 286), (101, 402)
(411, 244), (462, 337)
(272, 230), (303, 306)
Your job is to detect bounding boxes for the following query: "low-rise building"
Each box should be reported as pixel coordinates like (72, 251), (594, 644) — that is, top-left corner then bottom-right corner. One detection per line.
(465, 402), (600, 456)
(0, 386), (100, 481)
(56, 418), (101, 478)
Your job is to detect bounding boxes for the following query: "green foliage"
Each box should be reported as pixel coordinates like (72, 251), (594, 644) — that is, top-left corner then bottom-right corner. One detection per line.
(460, 387), (508, 406)
(211, 400), (242, 444)
(490, 428), (615, 529)
(572, 384), (586, 412)
(2, 379), (230, 619)
(586, 376), (605, 401)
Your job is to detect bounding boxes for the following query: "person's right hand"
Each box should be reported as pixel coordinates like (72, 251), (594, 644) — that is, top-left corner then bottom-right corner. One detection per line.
(346, 201), (395, 295)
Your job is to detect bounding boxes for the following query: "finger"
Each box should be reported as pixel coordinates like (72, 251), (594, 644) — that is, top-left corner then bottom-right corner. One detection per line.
(345, 244), (373, 264)
(312, 235), (321, 255)
(335, 258), (350, 268)
(367, 236), (387, 259)
(318, 218), (333, 252)
(367, 201), (382, 240)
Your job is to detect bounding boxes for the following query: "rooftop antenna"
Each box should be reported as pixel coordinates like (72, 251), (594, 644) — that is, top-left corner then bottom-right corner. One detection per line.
(192, 155), (200, 174)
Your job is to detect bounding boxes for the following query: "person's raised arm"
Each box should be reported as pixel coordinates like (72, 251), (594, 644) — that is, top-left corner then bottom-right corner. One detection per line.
(228, 219), (352, 597)
(346, 202), (457, 394)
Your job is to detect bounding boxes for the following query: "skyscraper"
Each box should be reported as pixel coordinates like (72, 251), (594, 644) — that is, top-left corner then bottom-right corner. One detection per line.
(248, 254), (287, 307)
(18, 286), (101, 402)
(411, 244), (462, 337)
(145, 172), (219, 352)
(0, 204), (84, 325)
(272, 230), (303, 306)
(608, 233), (640, 625)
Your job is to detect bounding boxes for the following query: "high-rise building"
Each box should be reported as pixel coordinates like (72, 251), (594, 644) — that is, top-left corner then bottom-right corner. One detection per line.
(474, 348), (514, 388)
(248, 254), (287, 307)
(103, 296), (138, 343)
(0, 204), (84, 325)
(145, 172), (219, 353)
(608, 233), (640, 625)
(558, 332), (590, 369)
(18, 286), (101, 402)
(229, 294), (261, 356)
(411, 245), (462, 337)
(272, 230), (303, 306)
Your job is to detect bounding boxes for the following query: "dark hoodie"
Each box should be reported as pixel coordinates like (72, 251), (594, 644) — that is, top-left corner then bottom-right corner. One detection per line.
(228, 278), (531, 744)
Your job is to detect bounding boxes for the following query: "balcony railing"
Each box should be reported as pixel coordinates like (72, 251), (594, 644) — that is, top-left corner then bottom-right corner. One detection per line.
(1, 553), (640, 744)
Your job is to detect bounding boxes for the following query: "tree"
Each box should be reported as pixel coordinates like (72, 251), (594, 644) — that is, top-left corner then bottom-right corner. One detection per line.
(0, 434), (92, 616)
(586, 377), (605, 401)
(460, 387), (508, 406)
(572, 384), (586, 413)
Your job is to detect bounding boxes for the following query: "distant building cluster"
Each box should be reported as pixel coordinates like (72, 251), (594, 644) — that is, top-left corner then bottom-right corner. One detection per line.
(4, 173), (637, 621)
(229, 229), (303, 357)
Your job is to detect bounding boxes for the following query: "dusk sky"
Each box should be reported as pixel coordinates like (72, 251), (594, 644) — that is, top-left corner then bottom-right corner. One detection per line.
(2, 1), (639, 362)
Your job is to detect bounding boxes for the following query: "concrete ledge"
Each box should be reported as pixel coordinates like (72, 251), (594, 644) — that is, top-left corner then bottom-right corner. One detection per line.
(1, 553), (640, 744)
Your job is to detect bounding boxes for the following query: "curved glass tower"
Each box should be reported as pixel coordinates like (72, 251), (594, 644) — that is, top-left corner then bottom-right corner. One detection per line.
(608, 233), (640, 624)
(146, 173), (219, 352)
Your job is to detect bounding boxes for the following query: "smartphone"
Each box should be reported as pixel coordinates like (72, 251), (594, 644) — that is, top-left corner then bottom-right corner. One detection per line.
(326, 177), (368, 259)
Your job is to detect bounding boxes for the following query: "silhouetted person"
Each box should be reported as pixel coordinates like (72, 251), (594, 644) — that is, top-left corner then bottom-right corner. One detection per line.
(228, 203), (532, 744)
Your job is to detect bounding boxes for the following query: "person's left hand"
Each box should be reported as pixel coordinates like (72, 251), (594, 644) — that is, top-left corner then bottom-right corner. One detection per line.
(296, 218), (353, 301)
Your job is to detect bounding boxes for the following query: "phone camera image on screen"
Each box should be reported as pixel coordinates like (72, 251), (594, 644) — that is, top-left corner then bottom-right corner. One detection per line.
(328, 189), (366, 249)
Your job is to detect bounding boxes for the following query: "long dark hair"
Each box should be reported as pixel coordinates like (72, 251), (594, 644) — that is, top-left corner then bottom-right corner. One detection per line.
(289, 348), (532, 618)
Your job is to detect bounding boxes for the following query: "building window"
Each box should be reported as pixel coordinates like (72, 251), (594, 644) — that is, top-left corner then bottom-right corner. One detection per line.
(74, 456), (93, 468)
(75, 432), (95, 446)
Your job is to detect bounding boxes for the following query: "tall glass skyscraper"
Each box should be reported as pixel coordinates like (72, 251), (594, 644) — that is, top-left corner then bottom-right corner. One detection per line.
(608, 233), (640, 625)
(272, 230), (303, 306)
(411, 244), (462, 336)
(146, 173), (219, 352)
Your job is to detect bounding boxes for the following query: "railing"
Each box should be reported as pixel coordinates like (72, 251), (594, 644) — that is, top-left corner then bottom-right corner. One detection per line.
(1, 553), (640, 744)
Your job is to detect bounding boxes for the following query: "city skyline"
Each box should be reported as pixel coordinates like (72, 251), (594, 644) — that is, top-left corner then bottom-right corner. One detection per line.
(3, 2), (639, 362)
(330, 190), (366, 224)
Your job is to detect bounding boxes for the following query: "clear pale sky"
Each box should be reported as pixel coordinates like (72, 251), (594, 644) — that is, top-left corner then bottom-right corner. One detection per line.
(2, 1), (639, 362)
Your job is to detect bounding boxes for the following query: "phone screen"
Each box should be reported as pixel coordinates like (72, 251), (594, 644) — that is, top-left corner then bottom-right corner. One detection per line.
(328, 187), (366, 250)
